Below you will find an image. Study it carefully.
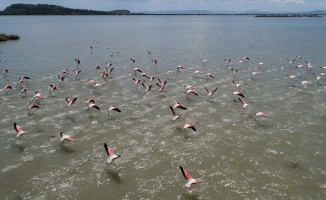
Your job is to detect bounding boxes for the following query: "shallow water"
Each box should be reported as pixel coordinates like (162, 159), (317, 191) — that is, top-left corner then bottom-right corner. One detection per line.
(0, 15), (325, 199)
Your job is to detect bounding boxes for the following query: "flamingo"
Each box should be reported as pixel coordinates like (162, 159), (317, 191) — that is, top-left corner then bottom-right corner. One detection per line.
(49, 84), (57, 93)
(223, 58), (231, 64)
(73, 69), (81, 78)
(56, 130), (82, 150)
(206, 73), (214, 79)
(296, 54), (303, 59)
(256, 111), (269, 118)
(312, 73), (324, 80)
(63, 97), (77, 109)
(106, 62), (113, 68)
(104, 143), (121, 165)
(130, 58), (136, 65)
(21, 85), (28, 93)
(170, 106), (181, 121)
(3, 84), (13, 93)
(301, 80), (312, 85)
(133, 78), (141, 85)
(232, 80), (246, 87)
(28, 103), (41, 114)
(33, 91), (44, 99)
(183, 121), (197, 131)
(61, 69), (68, 74)
(238, 98), (252, 108)
(142, 83), (152, 93)
(133, 68), (142, 73)
(11, 122), (36, 145)
(179, 166), (205, 188)
(233, 90), (245, 97)
(205, 87), (218, 99)
(173, 102), (187, 110)
(151, 59), (158, 65)
(3, 68), (9, 74)
(230, 68), (239, 74)
(186, 89), (198, 97)
(75, 58), (80, 66)
(87, 103), (100, 112)
(250, 71), (262, 76)
(108, 104), (121, 116)
(141, 73), (150, 79)
(59, 132), (74, 142)
(57, 74), (64, 84)
(287, 74), (300, 79)
(257, 61), (267, 66)
(17, 76), (31, 84)
(287, 59), (296, 64)
(177, 65), (186, 71)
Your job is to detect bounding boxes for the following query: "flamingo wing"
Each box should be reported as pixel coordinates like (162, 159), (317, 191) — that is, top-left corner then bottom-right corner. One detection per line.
(14, 122), (21, 133)
(180, 166), (192, 180)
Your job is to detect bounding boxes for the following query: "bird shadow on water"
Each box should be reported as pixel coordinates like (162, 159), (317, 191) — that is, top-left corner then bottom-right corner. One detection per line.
(11, 143), (26, 152)
(104, 168), (122, 184)
(65, 115), (77, 123)
(180, 192), (199, 200)
(58, 145), (76, 153)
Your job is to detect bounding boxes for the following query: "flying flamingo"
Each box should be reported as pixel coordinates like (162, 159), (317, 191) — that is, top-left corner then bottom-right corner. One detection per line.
(301, 80), (312, 85)
(256, 111), (269, 118)
(104, 143), (131, 166)
(183, 121), (197, 131)
(230, 68), (239, 74)
(232, 90), (245, 97)
(186, 89), (198, 97)
(86, 103), (100, 112)
(151, 59), (158, 65)
(238, 98), (252, 108)
(49, 84), (57, 95)
(73, 69), (81, 78)
(232, 80), (246, 87)
(3, 84), (12, 94)
(177, 65), (186, 71)
(173, 102), (187, 110)
(170, 106), (181, 121)
(223, 58), (231, 64)
(11, 122), (36, 145)
(17, 76), (31, 84)
(108, 104), (121, 116)
(133, 68), (142, 73)
(56, 130), (82, 150)
(21, 85), (28, 93)
(75, 58), (80, 66)
(179, 166), (205, 189)
(61, 69), (68, 75)
(142, 83), (152, 93)
(206, 73), (214, 79)
(62, 97), (77, 110)
(33, 91), (44, 99)
(287, 59), (296, 64)
(205, 87), (218, 99)
(28, 102), (41, 114)
(57, 75), (65, 84)
(104, 143), (121, 165)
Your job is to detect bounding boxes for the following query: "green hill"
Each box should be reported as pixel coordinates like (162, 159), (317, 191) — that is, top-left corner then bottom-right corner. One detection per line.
(0, 4), (130, 15)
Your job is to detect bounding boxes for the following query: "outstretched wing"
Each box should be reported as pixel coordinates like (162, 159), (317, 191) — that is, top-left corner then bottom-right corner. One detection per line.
(180, 166), (192, 180)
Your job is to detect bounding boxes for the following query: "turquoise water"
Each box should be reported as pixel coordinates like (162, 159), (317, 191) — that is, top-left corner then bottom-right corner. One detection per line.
(0, 15), (325, 199)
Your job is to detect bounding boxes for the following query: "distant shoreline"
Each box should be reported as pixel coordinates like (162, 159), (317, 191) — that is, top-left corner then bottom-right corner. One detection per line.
(0, 33), (20, 42)
(1, 3), (325, 16)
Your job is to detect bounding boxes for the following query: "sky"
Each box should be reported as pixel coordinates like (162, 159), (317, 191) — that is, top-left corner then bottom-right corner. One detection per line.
(0, 0), (325, 13)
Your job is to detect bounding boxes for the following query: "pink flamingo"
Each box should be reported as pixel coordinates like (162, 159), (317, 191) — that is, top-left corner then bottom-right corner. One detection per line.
(179, 166), (205, 189)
